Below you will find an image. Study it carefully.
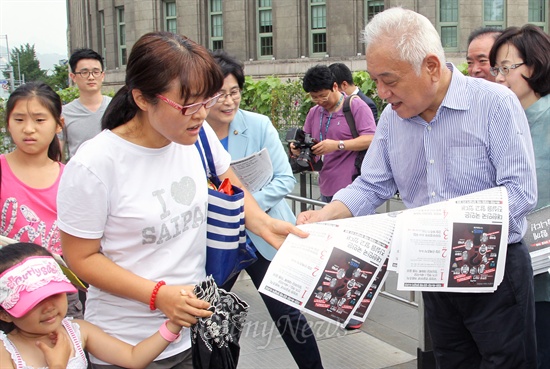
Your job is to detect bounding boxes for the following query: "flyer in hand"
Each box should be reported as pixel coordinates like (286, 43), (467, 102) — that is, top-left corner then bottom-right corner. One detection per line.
(259, 187), (510, 327)
(229, 148), (273, 193)
(259, 212), (394, 328)
(394, 187), (509, 292)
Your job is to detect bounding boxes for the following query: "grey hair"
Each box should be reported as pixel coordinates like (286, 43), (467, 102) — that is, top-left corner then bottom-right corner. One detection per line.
(362, 7), (446, 75)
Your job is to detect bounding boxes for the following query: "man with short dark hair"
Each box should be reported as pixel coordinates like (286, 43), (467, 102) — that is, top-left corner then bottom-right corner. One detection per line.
(329, 63), (378, 123)
(292, 65), (376, 203)
(466, 27), (502, 81)
(61, 48), (111, 160)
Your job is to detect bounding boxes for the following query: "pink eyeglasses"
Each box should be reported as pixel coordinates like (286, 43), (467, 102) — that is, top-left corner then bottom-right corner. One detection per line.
(156, 93), (222, 116)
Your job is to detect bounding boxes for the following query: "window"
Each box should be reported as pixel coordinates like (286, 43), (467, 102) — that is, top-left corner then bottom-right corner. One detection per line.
(209, 0), (223, 51)
(164, 1), (177, 34)
(117, 7), (127, 66)
(366, 0), (384, 22)
(529, 0), (547, 31)
(309, 0), (326, 55)
(438, 0), (458, 49)
(99, 11), (106, 65)
(483, 0), (506, 29)
(258, 0), (273, 58)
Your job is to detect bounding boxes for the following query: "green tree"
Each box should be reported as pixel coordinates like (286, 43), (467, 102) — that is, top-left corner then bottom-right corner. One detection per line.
(353, 70), (385, 119)
(46, 63), (69, 91)
(2, 43), (48, 84)
(57, 86), (80, 104)
(240, 76), (313, 135)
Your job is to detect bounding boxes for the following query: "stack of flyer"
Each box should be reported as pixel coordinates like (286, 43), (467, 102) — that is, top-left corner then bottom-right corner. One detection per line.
(389, 186), (509, 293)
(259, 211), (393, 328)
(524, 206), (550, 275)
(259, 187), (510, 328)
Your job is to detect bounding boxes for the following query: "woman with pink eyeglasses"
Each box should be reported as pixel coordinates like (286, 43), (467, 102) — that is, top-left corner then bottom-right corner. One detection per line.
(56, 31), (306, 369)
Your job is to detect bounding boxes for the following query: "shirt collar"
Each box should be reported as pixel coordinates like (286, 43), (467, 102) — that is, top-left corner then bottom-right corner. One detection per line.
(439, 62), (470, 112)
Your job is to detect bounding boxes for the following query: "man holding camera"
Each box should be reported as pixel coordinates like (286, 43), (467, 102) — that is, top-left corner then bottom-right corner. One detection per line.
(291, 65), (376, 203)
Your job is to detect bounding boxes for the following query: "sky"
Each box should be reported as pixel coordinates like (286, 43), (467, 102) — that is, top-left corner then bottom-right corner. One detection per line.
(0, 0), (68, 59)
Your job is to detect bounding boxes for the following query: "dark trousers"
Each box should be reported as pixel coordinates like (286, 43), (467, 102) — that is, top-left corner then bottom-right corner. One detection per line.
(423, 241), (537, 369)
(536, 301), (550, 369)
(221, 253), (324, 369)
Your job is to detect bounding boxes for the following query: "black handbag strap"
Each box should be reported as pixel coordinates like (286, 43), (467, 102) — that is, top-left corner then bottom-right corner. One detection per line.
(342, 95), (359, 138)
(195, 127), (217, 178)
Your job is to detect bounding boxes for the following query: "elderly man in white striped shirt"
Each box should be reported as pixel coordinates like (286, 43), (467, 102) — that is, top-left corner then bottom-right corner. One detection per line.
(297, 7), (537, 369)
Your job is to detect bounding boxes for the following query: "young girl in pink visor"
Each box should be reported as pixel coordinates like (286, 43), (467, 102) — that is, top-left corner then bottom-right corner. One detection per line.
(0, 242), (186, 369)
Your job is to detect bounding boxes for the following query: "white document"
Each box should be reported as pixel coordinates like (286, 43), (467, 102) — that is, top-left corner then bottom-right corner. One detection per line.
(259, 213), (394, 327)
(260, 187), (511, 327)
(387, 213), (405, 272)
(394, 187), (509, 292)
(230, 148), (273, 193)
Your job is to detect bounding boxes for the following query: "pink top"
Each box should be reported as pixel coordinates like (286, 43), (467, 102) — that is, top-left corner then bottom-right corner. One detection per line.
(0, 155), (64, 255)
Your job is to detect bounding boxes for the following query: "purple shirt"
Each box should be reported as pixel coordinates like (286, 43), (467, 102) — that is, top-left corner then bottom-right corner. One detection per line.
(304, 94), (376, 196)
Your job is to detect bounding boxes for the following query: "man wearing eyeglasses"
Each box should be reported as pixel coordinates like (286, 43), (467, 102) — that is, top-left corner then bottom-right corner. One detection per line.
(61, 48), (111, 160)
(292, 65), (376, 204)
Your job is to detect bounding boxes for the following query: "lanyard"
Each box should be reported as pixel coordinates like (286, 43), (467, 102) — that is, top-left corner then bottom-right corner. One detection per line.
(318, 93), (344, 141)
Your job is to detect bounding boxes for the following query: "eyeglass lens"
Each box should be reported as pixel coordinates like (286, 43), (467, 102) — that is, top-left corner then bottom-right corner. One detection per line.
(218, 90), (241, 103)
(77, 70), (103, 78)
(490, 63), (524, 77)
(310, 93), (330, 102)
(183, 95), (221, 115)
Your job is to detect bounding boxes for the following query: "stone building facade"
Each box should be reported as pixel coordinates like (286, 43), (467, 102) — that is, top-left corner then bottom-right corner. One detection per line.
(66, 0), (549, 89)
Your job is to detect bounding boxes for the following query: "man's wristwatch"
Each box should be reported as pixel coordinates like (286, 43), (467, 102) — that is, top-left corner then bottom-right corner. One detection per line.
(338, 140), (345, 150)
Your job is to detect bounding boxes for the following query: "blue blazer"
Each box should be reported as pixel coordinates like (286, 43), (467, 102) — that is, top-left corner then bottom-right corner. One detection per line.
(226, 109), (297, 260)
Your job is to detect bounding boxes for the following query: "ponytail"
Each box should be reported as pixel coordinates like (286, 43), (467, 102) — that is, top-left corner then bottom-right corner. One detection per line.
(101, 85), (139, 130)
(47, 135), (62, 162)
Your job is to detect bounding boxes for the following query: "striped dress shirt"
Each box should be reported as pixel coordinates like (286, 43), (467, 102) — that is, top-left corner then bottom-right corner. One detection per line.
(334, 63), (537, 243)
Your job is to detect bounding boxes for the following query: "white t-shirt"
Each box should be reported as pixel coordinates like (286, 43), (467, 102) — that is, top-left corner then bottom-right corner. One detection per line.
(57, 124), (230, 364)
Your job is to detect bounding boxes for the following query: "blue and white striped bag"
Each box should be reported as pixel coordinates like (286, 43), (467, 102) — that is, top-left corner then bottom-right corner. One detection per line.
(195, 128), (257, 285)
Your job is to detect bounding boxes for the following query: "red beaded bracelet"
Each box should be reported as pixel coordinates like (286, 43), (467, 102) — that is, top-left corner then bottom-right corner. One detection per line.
(149, 280), (166, 311)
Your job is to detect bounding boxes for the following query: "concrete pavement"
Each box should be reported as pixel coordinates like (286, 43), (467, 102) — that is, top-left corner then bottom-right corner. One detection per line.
(234, 272), (419, 369)
(232, 172), (421, 368)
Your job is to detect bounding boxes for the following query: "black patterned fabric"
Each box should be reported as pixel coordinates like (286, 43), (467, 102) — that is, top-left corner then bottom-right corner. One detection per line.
(191, 276), (249, 369)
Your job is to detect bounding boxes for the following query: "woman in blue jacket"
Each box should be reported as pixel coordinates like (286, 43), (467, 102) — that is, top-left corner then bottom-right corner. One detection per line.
(207, 50), (324, 369)
(490, 24), (550, 369)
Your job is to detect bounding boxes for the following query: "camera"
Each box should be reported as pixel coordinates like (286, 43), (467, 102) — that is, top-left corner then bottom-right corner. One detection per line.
(286, 127), (323, 172)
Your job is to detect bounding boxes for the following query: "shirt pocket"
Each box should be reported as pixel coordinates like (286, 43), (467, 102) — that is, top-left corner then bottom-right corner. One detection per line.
(445, 146), (492, 193)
